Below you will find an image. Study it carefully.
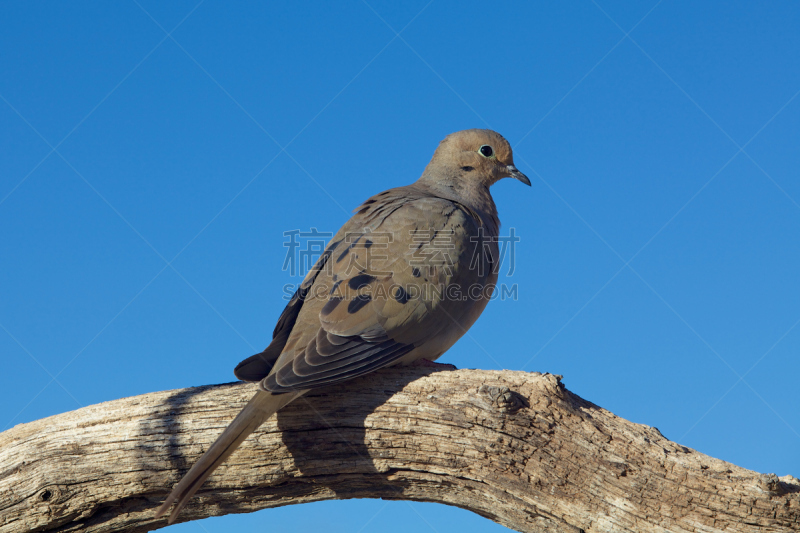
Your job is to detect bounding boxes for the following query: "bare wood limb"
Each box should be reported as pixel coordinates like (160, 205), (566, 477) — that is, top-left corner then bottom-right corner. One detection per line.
(1, 368), (797, 533)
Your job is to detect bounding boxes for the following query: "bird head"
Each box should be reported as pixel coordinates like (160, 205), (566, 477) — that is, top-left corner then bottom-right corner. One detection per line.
(421, 129), (531, 188)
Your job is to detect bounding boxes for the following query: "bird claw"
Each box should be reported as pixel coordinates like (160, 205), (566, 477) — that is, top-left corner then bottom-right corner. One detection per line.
(411, 358), (457, 370)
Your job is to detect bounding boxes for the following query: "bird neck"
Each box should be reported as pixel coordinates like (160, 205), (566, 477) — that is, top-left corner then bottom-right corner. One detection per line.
(415, 172), (500, 234)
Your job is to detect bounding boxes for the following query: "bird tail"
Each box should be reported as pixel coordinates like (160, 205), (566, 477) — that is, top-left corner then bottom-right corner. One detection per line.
(155, 389), (302, 524)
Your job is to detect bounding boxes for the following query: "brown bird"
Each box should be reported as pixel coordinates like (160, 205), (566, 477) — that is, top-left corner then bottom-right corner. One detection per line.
(155, 129), (530, 523)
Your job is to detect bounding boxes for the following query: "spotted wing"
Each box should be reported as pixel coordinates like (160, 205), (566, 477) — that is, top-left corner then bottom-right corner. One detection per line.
(260, 189), (493, 393)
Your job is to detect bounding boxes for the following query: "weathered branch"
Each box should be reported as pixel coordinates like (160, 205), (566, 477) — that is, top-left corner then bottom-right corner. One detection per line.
(1, 368), (797, 533)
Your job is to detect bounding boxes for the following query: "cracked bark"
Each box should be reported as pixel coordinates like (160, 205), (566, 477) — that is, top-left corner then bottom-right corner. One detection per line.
(1, 368), (797, 533)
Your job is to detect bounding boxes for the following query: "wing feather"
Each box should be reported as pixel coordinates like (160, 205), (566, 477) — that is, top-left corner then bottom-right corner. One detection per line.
(250, 186), (496, 394)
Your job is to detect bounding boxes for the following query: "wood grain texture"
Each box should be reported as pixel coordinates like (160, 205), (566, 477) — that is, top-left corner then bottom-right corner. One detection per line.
(1, 368), (797, 533)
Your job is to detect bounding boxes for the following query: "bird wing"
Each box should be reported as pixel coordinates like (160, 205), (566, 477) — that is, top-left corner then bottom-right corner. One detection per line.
(256, 186), (496, 393)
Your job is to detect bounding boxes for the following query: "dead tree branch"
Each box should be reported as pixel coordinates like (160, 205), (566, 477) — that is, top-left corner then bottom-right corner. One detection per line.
(1, 368), (797, 533)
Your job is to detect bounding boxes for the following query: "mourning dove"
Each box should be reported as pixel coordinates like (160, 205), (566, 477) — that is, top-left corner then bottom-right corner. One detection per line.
(155, 129), (530, 523)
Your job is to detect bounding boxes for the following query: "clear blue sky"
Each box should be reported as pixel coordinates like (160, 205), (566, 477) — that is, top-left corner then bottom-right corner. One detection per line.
(2, 1), (798, 531)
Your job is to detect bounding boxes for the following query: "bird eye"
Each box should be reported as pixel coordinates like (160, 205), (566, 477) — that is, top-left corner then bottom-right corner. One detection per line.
(479, 145), (494, 158)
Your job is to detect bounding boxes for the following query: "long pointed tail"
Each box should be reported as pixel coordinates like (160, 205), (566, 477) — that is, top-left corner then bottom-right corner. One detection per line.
(156, 389), (303, 524)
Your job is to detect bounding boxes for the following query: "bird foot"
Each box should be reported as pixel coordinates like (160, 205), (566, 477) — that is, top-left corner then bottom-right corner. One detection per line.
(411, 359), (457, 370)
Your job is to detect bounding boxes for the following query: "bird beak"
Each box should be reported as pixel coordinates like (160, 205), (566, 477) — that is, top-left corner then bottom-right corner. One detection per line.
(506, 165), (531, 186)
